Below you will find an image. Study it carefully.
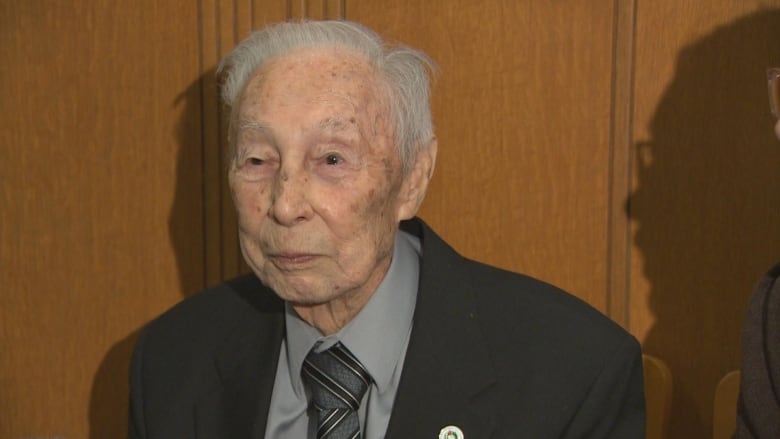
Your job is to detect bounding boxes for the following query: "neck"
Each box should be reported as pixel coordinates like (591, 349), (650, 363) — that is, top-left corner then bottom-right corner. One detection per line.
(291, 260), (390, 335)
(292, 298), (369, 335)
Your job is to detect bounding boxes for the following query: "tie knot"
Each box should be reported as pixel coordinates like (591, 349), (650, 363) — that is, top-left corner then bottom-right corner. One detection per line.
(302, 342), (371, 411)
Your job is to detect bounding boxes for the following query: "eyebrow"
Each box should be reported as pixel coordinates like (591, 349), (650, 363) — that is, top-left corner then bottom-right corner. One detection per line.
(237, 120), (272, 133)
(317, 117), (353, 132)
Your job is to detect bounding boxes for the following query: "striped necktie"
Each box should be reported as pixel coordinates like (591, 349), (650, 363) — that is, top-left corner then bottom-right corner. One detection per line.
(302, 342), (372, 439)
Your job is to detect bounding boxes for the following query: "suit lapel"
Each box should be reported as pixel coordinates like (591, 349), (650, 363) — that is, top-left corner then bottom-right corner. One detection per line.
(194, 276), (285, 439)
(386, 220), (498, 439)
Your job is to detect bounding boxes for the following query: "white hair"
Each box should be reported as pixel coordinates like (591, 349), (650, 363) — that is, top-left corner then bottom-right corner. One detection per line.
(217, 20), (437, 173)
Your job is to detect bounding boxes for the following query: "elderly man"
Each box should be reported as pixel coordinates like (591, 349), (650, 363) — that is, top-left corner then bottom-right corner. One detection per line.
(129, 20), (645, 438)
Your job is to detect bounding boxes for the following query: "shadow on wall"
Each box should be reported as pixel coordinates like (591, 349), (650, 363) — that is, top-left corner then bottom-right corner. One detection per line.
(87, 73), (212, 438)
(630, 9), (780, 439)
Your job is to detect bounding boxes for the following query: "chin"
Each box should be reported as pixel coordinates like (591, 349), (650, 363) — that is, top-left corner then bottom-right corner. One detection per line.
(261, 274), (338, 305)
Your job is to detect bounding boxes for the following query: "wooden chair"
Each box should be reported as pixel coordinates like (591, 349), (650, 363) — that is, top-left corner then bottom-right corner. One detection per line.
(643, 354), (673, 439)
(712, 370), (740, 439)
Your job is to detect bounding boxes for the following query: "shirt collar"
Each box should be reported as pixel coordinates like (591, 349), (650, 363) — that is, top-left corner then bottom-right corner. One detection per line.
(284, 229), (420, 397)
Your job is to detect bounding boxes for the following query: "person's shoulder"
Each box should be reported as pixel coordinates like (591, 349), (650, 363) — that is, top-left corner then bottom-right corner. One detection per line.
(755, 262), (780, 294)
(461, 260), (641, 384)
(474, 260), (630, 341)
(149, 273), (270, 322)
(743, 262), (780, 325)
(138, 273), (282, 354)
(476, 261), (616, 324)
(129, 274), (284, 423)
(412, 217), (631, 345)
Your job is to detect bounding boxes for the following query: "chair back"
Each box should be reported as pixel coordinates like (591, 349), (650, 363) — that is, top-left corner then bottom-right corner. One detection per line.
(643, 354), (673, 439)
(713, 370), (740, 439)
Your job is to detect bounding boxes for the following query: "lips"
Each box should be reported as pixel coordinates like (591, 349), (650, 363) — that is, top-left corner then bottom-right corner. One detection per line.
(267, 252), (319, 269)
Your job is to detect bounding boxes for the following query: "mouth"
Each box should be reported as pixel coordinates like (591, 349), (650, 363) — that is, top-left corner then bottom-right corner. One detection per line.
(267, 252), (319, 269)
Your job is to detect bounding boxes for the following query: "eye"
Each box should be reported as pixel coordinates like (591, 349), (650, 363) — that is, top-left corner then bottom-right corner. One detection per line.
(325, 154), (343, 165)
(233, 146), (278, 181)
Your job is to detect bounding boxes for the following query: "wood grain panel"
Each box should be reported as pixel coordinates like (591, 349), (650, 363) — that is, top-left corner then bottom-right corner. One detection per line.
(289, 0), (344, 19)
(0, 0), (202, 437)
(630, 2), (780, 437)
(252, 0), (289, 26)
(348, 0), (616, 312)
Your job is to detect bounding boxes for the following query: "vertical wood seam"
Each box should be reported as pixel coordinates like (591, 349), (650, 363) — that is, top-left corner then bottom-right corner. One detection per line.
(200, 0), (223, 287)
(607, 0), (637, 330)
(198, 0), (208, 289)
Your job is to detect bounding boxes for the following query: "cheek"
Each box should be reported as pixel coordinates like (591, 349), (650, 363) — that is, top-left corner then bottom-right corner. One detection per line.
(232, 182), (270, 218)
(254, 187), (268, 212)
(349, 188), (376, 215)
(354, 187), (400, 238)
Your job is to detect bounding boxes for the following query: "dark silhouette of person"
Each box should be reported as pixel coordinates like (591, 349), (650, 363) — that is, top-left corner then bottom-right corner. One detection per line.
(630, 9), (780, 438)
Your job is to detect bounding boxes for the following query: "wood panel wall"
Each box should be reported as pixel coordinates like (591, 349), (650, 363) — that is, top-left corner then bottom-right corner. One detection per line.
(1, 1), (203, 438)
(2, 1), (779, 438)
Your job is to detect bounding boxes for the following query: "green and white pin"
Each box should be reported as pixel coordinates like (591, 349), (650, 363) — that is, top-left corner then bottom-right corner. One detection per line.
(438, 425), (464, 439)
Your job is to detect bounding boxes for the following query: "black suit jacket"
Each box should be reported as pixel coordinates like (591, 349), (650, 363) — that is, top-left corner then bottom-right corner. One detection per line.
(129, 218), (645, 438)
(735, 263), (780, 438)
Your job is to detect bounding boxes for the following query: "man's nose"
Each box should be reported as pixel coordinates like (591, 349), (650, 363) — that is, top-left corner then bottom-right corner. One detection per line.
(269, 168), (313, 225)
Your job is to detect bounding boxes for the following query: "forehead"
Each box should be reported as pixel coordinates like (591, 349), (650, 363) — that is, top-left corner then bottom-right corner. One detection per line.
(237, 47), (387, 122)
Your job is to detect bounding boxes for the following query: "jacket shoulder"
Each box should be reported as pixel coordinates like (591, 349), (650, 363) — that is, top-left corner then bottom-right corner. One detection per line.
(141, 274), (280, 344)
(467, 259), (635, 356)
(129, 274), (284, 437)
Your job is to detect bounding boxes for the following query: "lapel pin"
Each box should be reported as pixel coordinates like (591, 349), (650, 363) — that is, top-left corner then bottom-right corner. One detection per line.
(439, 425), (464, 439)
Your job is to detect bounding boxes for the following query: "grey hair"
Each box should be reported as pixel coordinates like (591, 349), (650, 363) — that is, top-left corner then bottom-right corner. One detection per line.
(217, 20), (437, 173)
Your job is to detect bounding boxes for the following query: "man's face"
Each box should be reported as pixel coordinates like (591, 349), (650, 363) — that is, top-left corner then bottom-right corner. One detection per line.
(229, 48), (412, 309)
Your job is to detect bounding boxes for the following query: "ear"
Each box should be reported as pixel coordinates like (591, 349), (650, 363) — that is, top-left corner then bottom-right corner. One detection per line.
(397, 137), (438, 221)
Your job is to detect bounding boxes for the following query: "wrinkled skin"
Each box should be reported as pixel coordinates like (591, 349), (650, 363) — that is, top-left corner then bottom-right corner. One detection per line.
(229, 47), (436, 335)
